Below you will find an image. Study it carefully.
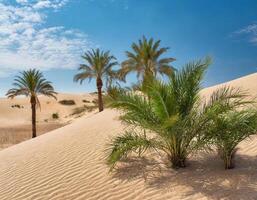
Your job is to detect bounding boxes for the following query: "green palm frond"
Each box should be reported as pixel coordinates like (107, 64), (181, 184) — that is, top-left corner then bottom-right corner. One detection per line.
(73, 71), (94, 84)
(202, 86), (253, 116)
(170, 57), (211, 117)
(107, 131), (159, 169)
(211, 109), (257, 144)
(146, 79), (176, 121)
(110, 88), (160, 130)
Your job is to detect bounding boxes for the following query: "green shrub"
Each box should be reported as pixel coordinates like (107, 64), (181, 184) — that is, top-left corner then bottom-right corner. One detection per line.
(82, 99), (90, 103)
(52, 112), (59, 119)
(208, 109), (257, 169)
(71, 105), (98, 116)
(58, 100), (76, 105)
(11, 104), (24, 109)
(106, 57), (251, 170)
(92, 99), (98, 105)
(72, 106), (86, 115)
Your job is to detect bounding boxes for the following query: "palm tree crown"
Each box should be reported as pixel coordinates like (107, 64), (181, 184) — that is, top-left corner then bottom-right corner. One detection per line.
(6, 69), (57, 102)
(74, 48), (119, 86)
(119, 36), (176, 83)
(74, 48), (119, 112)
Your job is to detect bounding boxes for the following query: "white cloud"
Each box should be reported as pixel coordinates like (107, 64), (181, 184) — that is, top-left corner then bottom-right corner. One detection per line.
(0, 0), (92, 76)
(15, 0), (69, 10)
(235, 23), (257, 45)
(16, 0), (29, 4)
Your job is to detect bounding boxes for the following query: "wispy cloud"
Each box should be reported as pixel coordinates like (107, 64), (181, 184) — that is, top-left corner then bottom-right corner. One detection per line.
(0, 0), (92, 76)
(16, 0), (69, 10)
(234, 23), (257, 45)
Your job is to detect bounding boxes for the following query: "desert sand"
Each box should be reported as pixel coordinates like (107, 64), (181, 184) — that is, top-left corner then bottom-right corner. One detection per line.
(0, 93), (97, 149)
(0, 74), (257, 199)
(0, 93), (97, 125)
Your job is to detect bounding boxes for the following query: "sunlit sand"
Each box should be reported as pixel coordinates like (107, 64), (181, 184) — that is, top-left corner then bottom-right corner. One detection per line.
(0, 73), (257, 199)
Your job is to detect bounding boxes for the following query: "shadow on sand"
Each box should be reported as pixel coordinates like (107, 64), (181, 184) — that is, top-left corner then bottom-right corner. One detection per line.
(111, 152), (257, 199)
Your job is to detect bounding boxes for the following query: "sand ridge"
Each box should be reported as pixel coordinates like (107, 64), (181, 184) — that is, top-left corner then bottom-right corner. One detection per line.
(0, 74), (257, 199)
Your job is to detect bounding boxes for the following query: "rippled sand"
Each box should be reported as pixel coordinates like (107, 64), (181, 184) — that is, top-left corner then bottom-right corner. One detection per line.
(1, 73), (257, 199)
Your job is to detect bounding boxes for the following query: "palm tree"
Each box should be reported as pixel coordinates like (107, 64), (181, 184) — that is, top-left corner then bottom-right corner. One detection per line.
(106, 57), (250, 170)
(6, 69), (57, 138)
(118, 36), (176, 86)
(74, 48), (119, 112)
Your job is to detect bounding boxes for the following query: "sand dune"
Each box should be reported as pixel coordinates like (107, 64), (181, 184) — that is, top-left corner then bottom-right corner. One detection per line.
(1, 74), (257, 199)
(201, 72), (257, 98)
(0, 93), (97, 125)
(0, 93), (98, 149)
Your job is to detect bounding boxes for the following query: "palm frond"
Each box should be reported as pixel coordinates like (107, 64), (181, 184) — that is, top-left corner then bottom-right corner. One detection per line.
(107, 131), (159, 169)
(170, 56), (211, 117)
(203, 86), (253, 115)
(158, 65), (176, 77)
(6, 88), (30, 98)
(110, 88), (160, 130)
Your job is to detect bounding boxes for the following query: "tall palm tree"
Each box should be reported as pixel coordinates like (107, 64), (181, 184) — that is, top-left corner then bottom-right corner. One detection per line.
(6, 69), (57, 138)
(106, 57), (250, 169)
(119, 36), (176, 86)
(74, 48), (119, 112)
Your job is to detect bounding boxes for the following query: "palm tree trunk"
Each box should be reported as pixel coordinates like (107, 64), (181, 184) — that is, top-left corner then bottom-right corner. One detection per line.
(97, 77), (104, 112)
(30, 96), (37, 138)
(169, 154), (186, 168)
(224, 152), (234, 169)
(142, 71), (154, 100)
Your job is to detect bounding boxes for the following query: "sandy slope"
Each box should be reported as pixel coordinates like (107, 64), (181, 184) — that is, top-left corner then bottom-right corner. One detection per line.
(201, 72), (257, 98)
(1, 74), (257, 199)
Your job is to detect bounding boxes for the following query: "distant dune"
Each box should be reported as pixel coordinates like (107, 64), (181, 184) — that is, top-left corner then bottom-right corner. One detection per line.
(0, 93), (97, 126)
(0, 93), (98, 149)
(1, 74), (257, 199)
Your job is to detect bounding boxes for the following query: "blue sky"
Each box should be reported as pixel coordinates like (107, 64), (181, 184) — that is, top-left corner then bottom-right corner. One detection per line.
(0, 0), (257, 96)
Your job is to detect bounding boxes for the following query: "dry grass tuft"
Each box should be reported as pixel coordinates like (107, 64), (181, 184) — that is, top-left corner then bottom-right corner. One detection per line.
(71, 105), (98, 116)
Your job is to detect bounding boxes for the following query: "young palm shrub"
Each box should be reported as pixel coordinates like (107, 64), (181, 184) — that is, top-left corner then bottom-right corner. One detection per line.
(106, 57), (249, 170)
(207, 109), (257, 169)
(6, 69), (57, 138)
